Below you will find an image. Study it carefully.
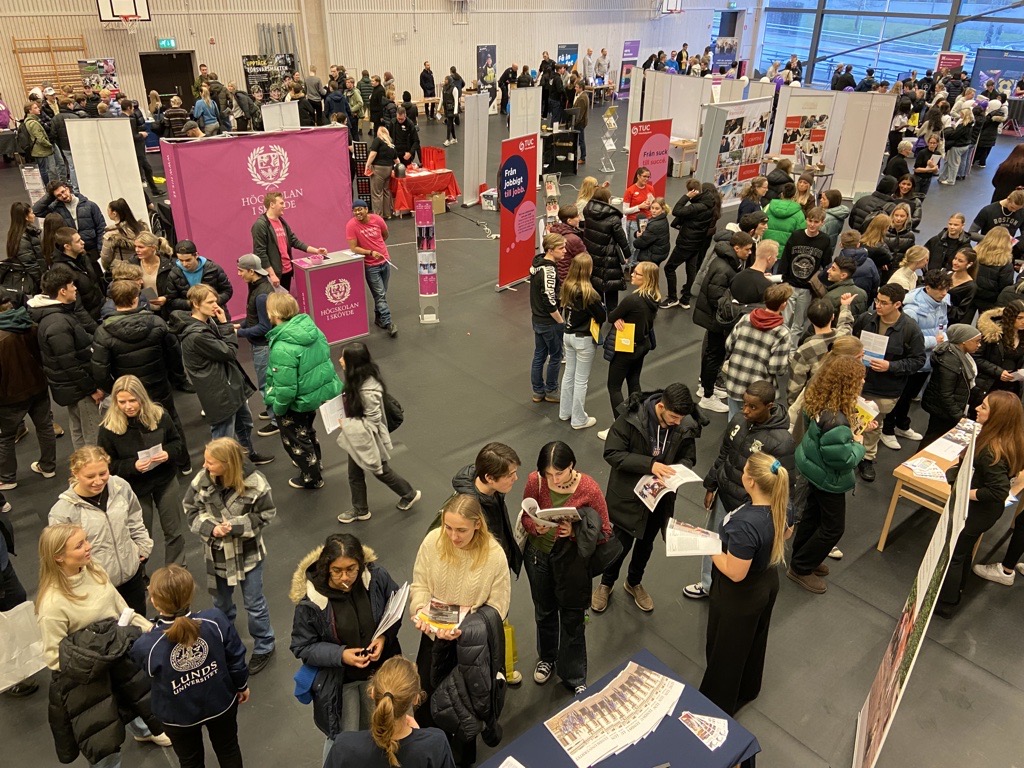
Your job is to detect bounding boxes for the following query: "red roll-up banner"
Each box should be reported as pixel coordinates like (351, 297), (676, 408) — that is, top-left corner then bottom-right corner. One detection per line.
(625, 119), (672, 197)
(497, 134), (538, 289)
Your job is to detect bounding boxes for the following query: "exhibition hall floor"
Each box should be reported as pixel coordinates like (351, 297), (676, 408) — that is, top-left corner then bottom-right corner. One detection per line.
(1, 115), (1021, 768)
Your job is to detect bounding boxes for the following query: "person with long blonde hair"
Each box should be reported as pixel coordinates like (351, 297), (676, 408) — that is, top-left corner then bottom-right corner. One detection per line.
(861, 212), (894, 279)
(939, 107), (974, 186)
(973, 226), (1014, 312)
(410, 493), (509, 764)
(938, 391), (1024, 616)
(324, 656), (455, 768)
(699, 451), (791, 715)
(789, 356), (867, 594)
(192, 84), (220, 135)
(558, 253), (606, 429)
(97, 375), (186, 567)
(603, 261), (661, 430)
(36, 524), (171, 762)
(365, 125), (397, 218)
(574, 176), (607, 222)
(131, 564), (250, 767)
(184, 437), (278, 676)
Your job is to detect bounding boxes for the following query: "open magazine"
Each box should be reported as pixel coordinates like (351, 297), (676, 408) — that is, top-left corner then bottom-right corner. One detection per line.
(416, 597), (470, 632)
(633, 464), (703, 512)
(371, 582), (409, 642)
(852, 397), (879, 436)
(665, 518), (723, 557)
(520, 498), (581, 529)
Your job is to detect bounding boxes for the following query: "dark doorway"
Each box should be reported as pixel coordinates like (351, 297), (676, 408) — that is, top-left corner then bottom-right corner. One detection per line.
(140, 51), (195, 112)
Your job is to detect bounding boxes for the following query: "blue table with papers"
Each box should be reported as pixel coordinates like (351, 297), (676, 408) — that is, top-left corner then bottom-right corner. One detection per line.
(479, 649), (760, 768)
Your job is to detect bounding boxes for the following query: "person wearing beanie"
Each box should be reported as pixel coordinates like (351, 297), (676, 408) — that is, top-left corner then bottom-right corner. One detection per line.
(919, 323), (981, 447)
(346, 199), (397, 338)
(849, 175), (898, 232)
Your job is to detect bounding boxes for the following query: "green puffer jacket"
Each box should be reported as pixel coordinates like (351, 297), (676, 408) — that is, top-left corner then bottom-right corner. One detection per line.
(265, 314), (342, 415)
(763, 198), (807, 249)
(795, 410), (865, 493)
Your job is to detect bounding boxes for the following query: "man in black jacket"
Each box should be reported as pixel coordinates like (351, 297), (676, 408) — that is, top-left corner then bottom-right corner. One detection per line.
(51, 227), (105, 322)
(91, 279), (192, 473)
(593, 384), (705, 613)
(848, 176), (898, 232)
(925, 213), (972, 271)
(165, 240), (234, 317)
(48, 98), (83, 193)
(529, 235), (565, 403)
(834, 64), (856, 91)
(391, 108), (420, 165)
(33, 180), (107, 258)
(498, 63), (518, 116)
(684, 380), (794, 599)
(27, 265), (104, 450)
(250, 192), (327, 290)
(663, 180), (714, 309)
(852, 284), (925, 481)
(420, 61), (437, 121)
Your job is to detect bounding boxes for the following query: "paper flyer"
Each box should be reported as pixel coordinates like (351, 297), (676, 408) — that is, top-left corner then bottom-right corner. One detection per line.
(860, 330), (889, 365)
(923, 418), (978, 462)
(318, 393), (345, 434)
(678, 711), (729, 751)
(901, 457), (947, 481)
(371, 582), (409, 642)
(416, 598), (468, 631)
(666, 519), (724, 557)
(633, 464), (704, 512)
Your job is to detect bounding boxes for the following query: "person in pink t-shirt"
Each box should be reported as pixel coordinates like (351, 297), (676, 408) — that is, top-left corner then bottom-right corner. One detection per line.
(346, 199), (397, 338)
(250, 192), (327, 290)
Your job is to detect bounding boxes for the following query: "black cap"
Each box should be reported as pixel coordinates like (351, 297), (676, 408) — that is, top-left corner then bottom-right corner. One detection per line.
(174, 239), (197, 255)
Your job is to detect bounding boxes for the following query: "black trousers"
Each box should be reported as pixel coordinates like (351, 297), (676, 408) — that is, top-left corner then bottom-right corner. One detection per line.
(665, 242), (702, 303)
(601, 512), (663, 588)
(607, 351), (647, 418)
(939, 500), (1005, 607)
(1001, 517), (1024, 570)
(348, 456), (414, 515)
(279, 270), (294, 291)
(790, 484), (846, 575)
(136, 148), (158, 191)
(700, 565), (779, 716)
(974, 145), (994, 166)
(309, 100), (324, 125)
(699, 330), (728, 398)
(116, 565), (148, 615)
(445, 114), (457, 141)
(415, 634), (476, 767)
(883, 370), (929, 435)
(278, 410), (322, 486)
(602, 289), (620, 314)
(0, 561), (28, 611)
(500, 86), (510, 115)
(424, 97), (436, 119)
(161, 701), (243, 768)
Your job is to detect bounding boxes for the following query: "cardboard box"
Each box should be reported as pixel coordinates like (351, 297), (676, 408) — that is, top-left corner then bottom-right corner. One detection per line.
(481, 188), (498, 211)
(432, 192), (447, 214)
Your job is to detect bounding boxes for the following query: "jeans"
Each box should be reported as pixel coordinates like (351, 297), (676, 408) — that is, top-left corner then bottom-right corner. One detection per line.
(365, 262), (393, 328)
(700, 498), (729, 591)
(162, 701), (243, 768)
(67, 396), (102, 451)
(250, 344), (276, 426)
(559, 334), (596, 427)
(213, 560), (275, 654)
(786, 287), (812, 346)
(38, 152), (66, 186)
(531, 321), (564, 395)
(884, 370), (929, 436)
(138, 477), (186, 567)
(939, 146), (967, 183)
(790, 484), (846, 575)
(700, 331), (728, 399)
(607, 351), (646, 418)
(727, 398), (744, 421)
(347, 455), (414, 515)
(0, 393), (56, 483)
(601, 513), (663, 588)
(278, 410), (322, 485)
(625, 219), (640, 265)
(61, 150), (80, 193)
(210, 402), (255, 454)
(523, 542), (587, 688)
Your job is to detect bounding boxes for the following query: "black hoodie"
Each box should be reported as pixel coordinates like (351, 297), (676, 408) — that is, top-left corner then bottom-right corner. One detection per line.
(530, 253), (560, 325)
(452, 464), (522, 577)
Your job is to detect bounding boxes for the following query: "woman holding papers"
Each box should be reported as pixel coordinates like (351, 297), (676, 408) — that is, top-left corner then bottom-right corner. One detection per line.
(937, 391), (1024, 617)
(700, 452), (790, 716)
(290, 532), (404, 763)
(521, 441), (612, 695)
(97, 375), (187, 568)
(971, 301), (1024, 411)
(788, 357), (868, 594)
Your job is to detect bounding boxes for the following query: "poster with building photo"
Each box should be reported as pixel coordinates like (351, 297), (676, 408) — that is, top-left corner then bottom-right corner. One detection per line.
(779, 113), (830, 168)
(711, 103), (772, 202)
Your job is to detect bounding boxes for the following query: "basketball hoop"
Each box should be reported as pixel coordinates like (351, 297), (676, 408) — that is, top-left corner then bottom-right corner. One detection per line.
(119, 14), (140, 34)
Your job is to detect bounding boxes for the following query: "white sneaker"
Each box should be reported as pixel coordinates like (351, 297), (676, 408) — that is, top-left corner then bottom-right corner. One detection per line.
(573, 416), (598, 430)
(1016, 563), (1024, 578)
(713, 386), (728, 400)
(880, 433), (902, 451)
(895, 427), (923, 441)
(451, 138), (458, 144)
(597, 428), (609, 441)
(698, 396), (729, 414)
(135, 732), (172, 747)
(31, 461), (56, 479)
(443, 139), (451, 146)
(973, 562), (1015, 586)
(827, 546), (844, 560)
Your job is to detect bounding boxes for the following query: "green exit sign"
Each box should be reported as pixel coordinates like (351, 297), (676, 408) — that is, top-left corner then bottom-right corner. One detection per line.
(156, 38), (177, 50)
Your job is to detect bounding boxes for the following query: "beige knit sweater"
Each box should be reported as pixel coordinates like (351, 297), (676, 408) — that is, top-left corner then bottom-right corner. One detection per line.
(410, 528), (510, 621)
(37, 567), (152, 670)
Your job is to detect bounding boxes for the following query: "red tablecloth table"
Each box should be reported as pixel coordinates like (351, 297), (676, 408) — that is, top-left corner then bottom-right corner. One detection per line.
(390, 168), (460, 214)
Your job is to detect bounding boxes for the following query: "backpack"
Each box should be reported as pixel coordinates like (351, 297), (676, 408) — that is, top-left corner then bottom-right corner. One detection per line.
(0, 260), (41, 298)
(715, 287), (762, 332)
(16, 120), (35, 156)
(383, 391), (404, 432)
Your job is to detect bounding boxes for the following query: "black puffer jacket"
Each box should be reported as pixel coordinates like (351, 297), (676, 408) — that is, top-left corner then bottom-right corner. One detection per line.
(430, 605), (505, 746)
(171, 311), (255, 424)
(974, 259), (1015, 313)
(925, 228), (972, 271)
(91, 308), (186, 399)
(97, 412), (184, 498)
(703, 404), (796, 512)
(883, 225), (915, 261)
(27, 296), (98, 406)
(972, 308), (1024, 397)
(670, 189), (717, 254)
(892, 193), (923, 230)
(849, 177), (898, 232)
(922, 343), (974, 419)
(581, 199), (630, 294)
(166, 258), (234, 315)
(694, 237), (744, 331)
(52, 250), (106, 321)
(633, 212), (670, 265)
(48, 619), (162, 765)
(764, 168), (791, 202)
(452, 465), (522, 577)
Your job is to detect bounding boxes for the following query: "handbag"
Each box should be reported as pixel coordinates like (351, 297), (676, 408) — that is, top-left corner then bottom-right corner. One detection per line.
(383, 391), (404, 432)
(0, 602), (46, 691)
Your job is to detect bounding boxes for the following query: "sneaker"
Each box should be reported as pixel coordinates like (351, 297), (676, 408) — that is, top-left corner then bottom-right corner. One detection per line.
(713, 386), (728, 400)
(591, 584), (611, 612)
(939, 179), (955, 186)
(289, 477), (324, 489)
(0, 481), (16, 491)
(973, 562), (1015, 586)
(682, 583), (709, 599)
(698, 396), (729, 414)
(1016, 563), (1024, 577)
(443, 139), (451, 146)
(680, 301), (692, 310)
(597, 428), (609, 441)
(14, 423), (29, 443)
(4, 681), (39, 697)
(30, 462), (56, 479)
(134, 732), (172, 747)
(248, 452), (275, 466)
(658, 297), (679, 309)
(858, 459), (876, 482)
(507, 669), (523, 686)
(397, 490), (422, 511)
(248, 649), (275, 675)
(623, 582), (653, 612)
(451, 138), (458, 144)
(180, 466), (193, 476)
(574, 684), (588, 696)
(532, 393), (545, 403)
(895, 426), (923, 441)
(813, 563), (830, 577)
(544, 392), (560, 403)
(978, 163), (986, 168)
(572, 416), (598, 430)
(257, 423), (280, 437)
(338, 509), (372, 523)
(258, 410), (272, 421)
(387, 323), (398, 338)
(786, 568), (827, 594)
(534, 660), (554, 684)
(828, 546), (844, 560)
(880, 433), (902, 451)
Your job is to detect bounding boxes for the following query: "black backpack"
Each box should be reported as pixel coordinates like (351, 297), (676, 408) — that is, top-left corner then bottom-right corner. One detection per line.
(16, 120), (36, 157)
(715, 287), (762, 332)
(0, 260), (41, 298)
(383, 391), (404, 432)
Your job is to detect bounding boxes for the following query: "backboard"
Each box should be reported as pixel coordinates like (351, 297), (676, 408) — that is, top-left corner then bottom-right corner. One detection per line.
(97, 0), (152, 22)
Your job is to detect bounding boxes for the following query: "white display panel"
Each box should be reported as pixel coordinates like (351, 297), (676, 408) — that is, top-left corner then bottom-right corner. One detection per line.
(261, 101), (300, 131)
(65, 117), (148, 228)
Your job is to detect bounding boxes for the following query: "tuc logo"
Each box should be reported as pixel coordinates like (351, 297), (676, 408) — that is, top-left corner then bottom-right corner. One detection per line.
(632, 124), (652, 136)
(247, 144), (290, 189)
(518, 137), (537, 152)
(325, 278), (352, 305)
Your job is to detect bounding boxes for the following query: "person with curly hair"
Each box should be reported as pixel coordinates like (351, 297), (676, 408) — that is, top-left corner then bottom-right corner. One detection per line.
(788, 356), (867, 593)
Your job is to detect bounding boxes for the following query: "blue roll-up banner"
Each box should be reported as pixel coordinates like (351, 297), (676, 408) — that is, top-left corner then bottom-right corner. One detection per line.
(972, 48), (1024, 96)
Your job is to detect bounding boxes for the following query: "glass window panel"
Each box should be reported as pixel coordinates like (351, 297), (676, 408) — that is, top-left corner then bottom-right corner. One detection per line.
(814, 14), (946, 85)
(886, 0), (953, 12)
(959, 0), (1022, 15)
(760, 9), (814, 75)
(952, 18), (1024, 78)
(766, 0), (820, 9)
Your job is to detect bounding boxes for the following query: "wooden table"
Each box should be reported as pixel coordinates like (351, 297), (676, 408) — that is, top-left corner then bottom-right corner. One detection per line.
(670, 137), (698, 177)
(877, 450), (954, 552)
(584, 84), (615, 108)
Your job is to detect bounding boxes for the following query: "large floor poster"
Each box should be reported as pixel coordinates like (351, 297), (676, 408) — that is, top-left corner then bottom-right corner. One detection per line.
(713, 105), (771, 202)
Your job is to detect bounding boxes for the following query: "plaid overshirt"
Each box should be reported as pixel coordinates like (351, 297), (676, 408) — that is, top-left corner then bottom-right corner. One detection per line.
(724, 315), (792, 401)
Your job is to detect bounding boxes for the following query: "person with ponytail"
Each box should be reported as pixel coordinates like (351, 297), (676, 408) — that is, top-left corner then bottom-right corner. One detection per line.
(699, 451), (792, 716)
(132, 564), (250, 768)
(324, 656), (454, 768)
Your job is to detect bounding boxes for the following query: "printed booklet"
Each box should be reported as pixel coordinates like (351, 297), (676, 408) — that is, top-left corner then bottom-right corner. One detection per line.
(633, 464), (703, 512)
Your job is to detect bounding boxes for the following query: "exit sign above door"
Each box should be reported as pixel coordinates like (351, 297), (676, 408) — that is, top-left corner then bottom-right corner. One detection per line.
(156, 38), (177, 50)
